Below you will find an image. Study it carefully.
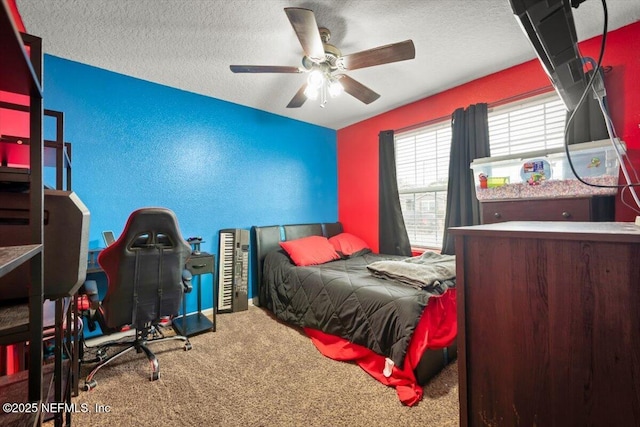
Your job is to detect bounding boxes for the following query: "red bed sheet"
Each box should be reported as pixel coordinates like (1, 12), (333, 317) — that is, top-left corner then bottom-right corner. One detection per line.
(304, 288), (456, 406)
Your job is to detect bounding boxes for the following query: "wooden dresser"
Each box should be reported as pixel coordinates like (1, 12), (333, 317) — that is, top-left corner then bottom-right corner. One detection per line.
(480, 195), (615, 224)
(451, 221), (640, 427)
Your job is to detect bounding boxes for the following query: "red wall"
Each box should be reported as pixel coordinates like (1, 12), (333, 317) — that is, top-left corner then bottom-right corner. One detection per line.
(1, 1), (30, 167)
(8, 0), (26, 32)
(337, 20), (640, 250)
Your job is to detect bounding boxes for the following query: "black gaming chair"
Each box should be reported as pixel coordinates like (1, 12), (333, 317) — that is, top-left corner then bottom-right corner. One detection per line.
(81, 207), (193, 390)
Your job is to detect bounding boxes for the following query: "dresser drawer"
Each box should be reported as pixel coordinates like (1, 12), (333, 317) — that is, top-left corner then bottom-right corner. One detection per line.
(481, 197), (600, 224)
(186, 253), (215, 275)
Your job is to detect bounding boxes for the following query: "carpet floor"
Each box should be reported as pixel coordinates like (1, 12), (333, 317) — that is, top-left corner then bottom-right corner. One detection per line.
(66, 307), (459, 426)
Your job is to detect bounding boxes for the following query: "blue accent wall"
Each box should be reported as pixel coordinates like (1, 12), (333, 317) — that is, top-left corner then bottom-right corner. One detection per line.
(42, 55), (337, 312)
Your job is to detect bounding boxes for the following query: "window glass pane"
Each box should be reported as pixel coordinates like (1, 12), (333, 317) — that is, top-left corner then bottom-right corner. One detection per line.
(396, 124), (451, 191)
(394, 92), (566, 249)
(399, 191), (448, 248)
(395, 121), (451, 248)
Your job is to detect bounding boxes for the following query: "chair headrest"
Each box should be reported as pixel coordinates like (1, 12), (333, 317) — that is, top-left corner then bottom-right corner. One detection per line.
(119, 207), (186, 250)
(98, 207), (191, 271)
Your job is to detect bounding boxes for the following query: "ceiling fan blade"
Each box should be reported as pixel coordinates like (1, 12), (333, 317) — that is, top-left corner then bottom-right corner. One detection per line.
(287, 83), (308, 108)
(230, 65), (302, 73)
(336, 75), (380, 105)
(284, 8), (325, 62)
(340, 40), (415, 70)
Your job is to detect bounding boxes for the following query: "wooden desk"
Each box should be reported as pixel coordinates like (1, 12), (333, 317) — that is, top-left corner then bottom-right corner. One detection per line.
(452, 221), (640, 426)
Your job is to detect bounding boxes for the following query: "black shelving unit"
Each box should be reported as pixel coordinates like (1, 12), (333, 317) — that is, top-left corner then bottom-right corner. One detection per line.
(0, 1), (44, 425)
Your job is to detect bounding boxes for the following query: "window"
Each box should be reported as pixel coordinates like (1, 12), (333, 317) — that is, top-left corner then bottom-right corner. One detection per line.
(488, 92), (566, 156)
(395, 121), (451, 249)
(395, 92), (565, 249)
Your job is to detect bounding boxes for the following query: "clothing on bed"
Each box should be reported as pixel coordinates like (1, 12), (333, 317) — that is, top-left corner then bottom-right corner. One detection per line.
(262, 250), (455, 368)
(366, 251), (456, 291)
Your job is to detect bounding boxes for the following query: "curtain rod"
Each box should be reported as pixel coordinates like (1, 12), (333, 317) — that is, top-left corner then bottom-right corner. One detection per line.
(487, 85), (554, 109)
(395, 85), (554, 134)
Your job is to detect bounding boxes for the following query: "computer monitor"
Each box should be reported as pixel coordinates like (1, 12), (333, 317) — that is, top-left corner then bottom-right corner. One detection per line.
(0, 189), (90, 300)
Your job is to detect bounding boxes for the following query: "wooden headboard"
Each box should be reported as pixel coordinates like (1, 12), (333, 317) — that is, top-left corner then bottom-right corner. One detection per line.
(250, 222), (343, 307)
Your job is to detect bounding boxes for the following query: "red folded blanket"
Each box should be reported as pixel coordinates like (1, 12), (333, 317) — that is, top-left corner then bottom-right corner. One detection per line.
(304, 288), (457, 406)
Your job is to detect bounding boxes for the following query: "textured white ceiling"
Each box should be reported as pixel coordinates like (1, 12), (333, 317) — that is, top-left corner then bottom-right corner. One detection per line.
(15, 0), (640, 130)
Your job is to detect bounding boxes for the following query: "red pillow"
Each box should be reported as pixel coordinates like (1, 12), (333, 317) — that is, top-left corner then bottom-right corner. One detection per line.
(279, 235), (341, 266)
(328, 233), (370, 257)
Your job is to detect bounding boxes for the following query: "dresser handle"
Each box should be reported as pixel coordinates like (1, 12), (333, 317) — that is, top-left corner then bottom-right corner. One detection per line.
(493, 212), (501, 218)
(562, 211), (571, 218)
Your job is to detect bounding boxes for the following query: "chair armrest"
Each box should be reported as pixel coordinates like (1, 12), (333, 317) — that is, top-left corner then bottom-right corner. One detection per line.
(182, 269), (193, 294)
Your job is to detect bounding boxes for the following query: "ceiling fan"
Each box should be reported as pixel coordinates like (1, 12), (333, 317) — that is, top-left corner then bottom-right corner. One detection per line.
(229, 7), (416, 108)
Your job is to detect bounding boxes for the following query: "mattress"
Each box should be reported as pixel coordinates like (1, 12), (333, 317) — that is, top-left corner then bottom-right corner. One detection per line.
(262, 249), (455, 367)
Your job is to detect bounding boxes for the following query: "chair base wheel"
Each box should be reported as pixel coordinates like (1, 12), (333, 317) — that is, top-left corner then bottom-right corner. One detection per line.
(151, 371), (160, 381)
(184, 342), (192, 351)
(83, 379), (97, 391)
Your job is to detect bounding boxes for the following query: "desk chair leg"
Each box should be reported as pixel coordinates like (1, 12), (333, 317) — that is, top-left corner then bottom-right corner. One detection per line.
(137, 344), (160, 381)
(83, 344), (138, 391)
(147, 335), (192, 350)
(138, 335), (192, 381)
(82, 332), (193, 390)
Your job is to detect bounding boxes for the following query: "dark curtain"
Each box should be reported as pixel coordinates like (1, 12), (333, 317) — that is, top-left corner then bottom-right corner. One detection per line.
(379, 130), (412, 256)
(441, 104), (490, 255)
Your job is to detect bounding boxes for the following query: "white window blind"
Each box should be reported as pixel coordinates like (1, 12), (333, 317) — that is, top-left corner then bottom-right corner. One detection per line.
(488, 92), (566, 156)
(395, 121), (451, 248)
(394, 92), (566, 249)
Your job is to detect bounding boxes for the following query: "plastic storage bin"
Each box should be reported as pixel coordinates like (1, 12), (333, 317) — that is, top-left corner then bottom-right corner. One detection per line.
(470, 139), (623, 200)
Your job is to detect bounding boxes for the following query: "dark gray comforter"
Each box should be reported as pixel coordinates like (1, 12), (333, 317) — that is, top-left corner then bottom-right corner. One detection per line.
(262, 250), (455, 367)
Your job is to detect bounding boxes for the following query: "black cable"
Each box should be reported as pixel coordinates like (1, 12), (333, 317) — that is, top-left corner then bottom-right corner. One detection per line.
(563, 0), (610, 187)
(563, 0), (640, 192)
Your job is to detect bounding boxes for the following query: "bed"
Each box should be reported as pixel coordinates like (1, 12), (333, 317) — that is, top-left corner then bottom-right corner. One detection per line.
(251, 222), (457, 406)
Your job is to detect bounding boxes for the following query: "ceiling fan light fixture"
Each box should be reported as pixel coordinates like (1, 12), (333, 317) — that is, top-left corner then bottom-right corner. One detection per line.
(303, 85), (319, 100)
(307, 69), (325, 90)
(328, 78), (343, 98)
(230, 8), (412, 109)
